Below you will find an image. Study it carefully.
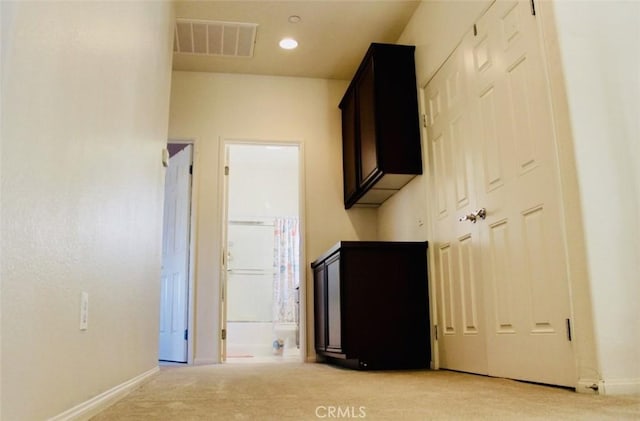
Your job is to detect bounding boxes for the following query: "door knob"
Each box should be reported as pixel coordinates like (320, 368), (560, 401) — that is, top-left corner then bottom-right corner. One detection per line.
(458, 208), (487, 223)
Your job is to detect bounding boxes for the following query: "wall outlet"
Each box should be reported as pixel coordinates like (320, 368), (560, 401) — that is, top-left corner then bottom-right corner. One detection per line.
(80, 292), (89, 331)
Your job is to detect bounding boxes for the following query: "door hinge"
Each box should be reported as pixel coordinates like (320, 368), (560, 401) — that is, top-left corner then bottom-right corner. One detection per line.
(434, 324), (438, 341)
(566, 318), (572, 341)
(422, 114), (428, 128)
(184, 329), (188, 341)
(189, 164), (193, 175)
(473, 23), (478, 36)
(530, 0), (536, 16)
(224, 165), (229, 176)
(221, 328), (227, 340)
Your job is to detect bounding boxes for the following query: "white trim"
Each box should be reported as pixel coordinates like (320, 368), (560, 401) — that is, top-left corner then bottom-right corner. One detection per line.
(296, 141), (308, 362)
(418, 83), (439, 371)
(187, 139), (199, 366)
(48, 367), (158, 421)
(219, 138), (306, 363)
(218, 137), (229, 363)
(194, 358), (219, 366)
(599, 378), (640, 396)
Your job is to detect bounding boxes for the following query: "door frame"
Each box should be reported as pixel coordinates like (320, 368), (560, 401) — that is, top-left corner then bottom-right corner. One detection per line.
(165, 138), (198, 365)
(418, 84), (440, 371)
(217, 137), (307, 363)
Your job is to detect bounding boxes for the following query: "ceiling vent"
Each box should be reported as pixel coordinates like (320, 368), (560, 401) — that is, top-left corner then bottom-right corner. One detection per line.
(174, 19), (258, 58)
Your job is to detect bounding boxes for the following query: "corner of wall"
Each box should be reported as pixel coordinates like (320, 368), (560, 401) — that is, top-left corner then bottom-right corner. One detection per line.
(536, 0), (601, 391)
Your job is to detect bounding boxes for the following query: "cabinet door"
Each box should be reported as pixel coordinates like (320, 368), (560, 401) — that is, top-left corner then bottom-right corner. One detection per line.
(341, 91), (358, 203)
(356, 58), (378, 186)
(313, 265), (327, 351)
(326, 254), (342, 352)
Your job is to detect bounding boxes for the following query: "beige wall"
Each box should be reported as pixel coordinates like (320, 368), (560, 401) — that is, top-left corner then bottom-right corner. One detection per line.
(168, 72), (377, 363)
(549, 0), (640, 394)
(0, 1), (174, 419)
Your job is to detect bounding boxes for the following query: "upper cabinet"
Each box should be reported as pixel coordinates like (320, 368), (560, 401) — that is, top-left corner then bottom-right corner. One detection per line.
(340, 43), (422, 209)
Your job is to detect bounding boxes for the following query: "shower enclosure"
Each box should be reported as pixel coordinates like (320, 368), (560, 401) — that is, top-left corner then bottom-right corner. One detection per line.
(226, 217), (300, 358)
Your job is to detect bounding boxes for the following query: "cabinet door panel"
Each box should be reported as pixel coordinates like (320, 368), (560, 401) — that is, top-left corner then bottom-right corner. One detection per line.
(313, 265), (327, 351)
(357, 59), (378, 186)
(326, 255), (342, 352)
(341, 91), (358, 202)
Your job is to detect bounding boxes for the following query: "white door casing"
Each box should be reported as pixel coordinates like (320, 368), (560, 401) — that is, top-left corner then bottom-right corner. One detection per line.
(426, 0), (575, 387)
(220, 145), (230, 362)
(159, 145), (192, 362)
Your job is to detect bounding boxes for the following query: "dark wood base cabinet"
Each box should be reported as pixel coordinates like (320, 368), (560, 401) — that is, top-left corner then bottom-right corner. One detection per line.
(311, 241), (430, 370)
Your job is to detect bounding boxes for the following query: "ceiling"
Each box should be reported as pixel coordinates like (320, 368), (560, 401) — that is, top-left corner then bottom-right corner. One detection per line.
(173, 0), (421, 80)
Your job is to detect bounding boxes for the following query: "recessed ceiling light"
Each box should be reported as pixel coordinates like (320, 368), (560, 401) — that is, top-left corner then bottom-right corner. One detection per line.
(288, 15), (302, 24)
(279, 38), (298, 50)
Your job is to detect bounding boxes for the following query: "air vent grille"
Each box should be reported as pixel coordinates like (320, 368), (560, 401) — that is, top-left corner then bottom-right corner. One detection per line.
(174, 19), (258, 58)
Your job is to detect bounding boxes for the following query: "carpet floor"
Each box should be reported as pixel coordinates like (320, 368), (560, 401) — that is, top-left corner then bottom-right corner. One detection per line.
(91, 362), (640, 420)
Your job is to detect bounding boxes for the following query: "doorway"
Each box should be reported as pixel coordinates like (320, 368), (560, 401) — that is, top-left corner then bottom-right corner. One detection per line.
(221, 142), (303, 363)
(159, 142), (193, 363)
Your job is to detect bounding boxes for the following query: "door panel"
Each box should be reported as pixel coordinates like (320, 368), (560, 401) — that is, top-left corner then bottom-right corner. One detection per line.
(426, 0), (575, 387)
(159, 144), (192, 363)
(472, 0), (574, 386)
(326, 255), (342, 352)
(437, 243), (455, 335)
(426, 35), (488, 375)
(458, 234), (479, 334)
(357, 60), (378, 185)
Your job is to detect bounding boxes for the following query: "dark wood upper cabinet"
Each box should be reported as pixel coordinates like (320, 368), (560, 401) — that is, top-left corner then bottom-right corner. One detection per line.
(339, 43), (422, 209)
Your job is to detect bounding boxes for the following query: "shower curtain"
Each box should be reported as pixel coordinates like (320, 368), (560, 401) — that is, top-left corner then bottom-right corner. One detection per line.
(273, 217), (300, 323)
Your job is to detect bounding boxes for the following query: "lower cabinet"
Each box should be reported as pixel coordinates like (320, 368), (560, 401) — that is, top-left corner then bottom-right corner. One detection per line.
(311, 241), (430, 370)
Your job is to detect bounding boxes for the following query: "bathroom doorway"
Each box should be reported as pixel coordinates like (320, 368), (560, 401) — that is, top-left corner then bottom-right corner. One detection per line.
(221, 141), (303, 363)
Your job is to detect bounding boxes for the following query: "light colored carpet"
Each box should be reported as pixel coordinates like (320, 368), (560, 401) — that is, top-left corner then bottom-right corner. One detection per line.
(92, 362), (640, 420)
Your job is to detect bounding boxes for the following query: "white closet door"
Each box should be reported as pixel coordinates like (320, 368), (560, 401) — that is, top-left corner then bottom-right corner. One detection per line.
(426, 34), (488, 375)
(471, 0), (574, 386)
(427, 0), (575, 387)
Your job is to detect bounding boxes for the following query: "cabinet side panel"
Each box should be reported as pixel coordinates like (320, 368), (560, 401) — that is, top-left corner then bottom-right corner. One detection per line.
(341, 92), (358, 204)
(375, 47), (422, 174)
(313, 265), (327, 351)
(357, 59), (379, 186)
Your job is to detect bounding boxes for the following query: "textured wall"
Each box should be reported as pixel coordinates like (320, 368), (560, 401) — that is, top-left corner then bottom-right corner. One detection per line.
(1, 1), (174, 418)
(551, 0), (640, 394)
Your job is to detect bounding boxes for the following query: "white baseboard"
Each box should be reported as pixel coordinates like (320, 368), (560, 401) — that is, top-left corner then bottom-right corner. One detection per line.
(193, 357), (218, 365)
(599, 378), (640, 395)
(577, 378), (640, 395)
(48, 366), (159, 421)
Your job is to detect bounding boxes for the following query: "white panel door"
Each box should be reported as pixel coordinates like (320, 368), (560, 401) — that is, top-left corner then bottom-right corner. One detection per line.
(159, 145), (192, 362)
(426, 0), (575, 387)
(470, 0), (574, 386)
(425, 37), (488, 375)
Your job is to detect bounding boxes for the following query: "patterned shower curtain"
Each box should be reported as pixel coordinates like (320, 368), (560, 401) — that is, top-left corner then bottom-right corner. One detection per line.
(273, 217), (300, 323)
